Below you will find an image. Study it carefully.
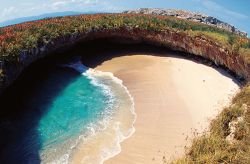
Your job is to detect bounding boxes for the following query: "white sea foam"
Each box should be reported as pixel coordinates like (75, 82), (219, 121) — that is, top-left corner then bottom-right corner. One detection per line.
(52, 60), (136, 164)
(82, 67), (136, 164)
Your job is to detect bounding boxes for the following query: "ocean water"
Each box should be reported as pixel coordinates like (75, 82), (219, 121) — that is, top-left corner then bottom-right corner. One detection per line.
(0, 60), (135, 164)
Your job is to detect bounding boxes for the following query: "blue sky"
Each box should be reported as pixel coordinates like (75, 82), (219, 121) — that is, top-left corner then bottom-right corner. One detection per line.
(0, 0), (250, 35)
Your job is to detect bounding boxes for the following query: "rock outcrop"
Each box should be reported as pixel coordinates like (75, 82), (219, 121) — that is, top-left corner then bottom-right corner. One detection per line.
(1, 27), (249, 95)
(0, 14), (249, 95)
(123, 8), (247, 37)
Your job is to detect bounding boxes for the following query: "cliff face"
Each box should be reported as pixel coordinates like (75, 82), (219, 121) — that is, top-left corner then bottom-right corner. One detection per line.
(123, 8), (248, 37)
(1, 27), (249, 94)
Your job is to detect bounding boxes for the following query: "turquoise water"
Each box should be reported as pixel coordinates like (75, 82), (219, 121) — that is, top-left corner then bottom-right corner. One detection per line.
(38, 73), (112, 148)
(38, 64), (118, 163)
(0, 62), (118, 163)
(0, 60), (135, 164)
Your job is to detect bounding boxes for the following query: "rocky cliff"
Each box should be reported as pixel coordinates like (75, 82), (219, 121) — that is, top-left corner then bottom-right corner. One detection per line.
(0, 13), (249, 164)
(123, 8), (247, 37)
(0, 14), (249, 95)
(1, 27), (249, 94)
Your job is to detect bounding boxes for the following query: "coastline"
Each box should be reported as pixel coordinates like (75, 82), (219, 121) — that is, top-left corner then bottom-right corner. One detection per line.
(71, 68), (136, 164)
(92, 54), (240, 163)
(0, 11), (249, 164)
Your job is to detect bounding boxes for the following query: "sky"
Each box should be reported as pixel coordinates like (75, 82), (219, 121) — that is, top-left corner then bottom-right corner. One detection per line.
(0, 0), (250, 35)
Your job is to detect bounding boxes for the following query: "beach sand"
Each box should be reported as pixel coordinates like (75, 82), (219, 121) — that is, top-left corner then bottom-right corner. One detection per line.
(92, 54), (240, 164)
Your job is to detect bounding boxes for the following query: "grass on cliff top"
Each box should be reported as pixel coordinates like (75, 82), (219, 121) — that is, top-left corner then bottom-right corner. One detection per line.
(0, 14), (249, 63)
(174, 84), (250, 164)
(0, 13), (250, 163)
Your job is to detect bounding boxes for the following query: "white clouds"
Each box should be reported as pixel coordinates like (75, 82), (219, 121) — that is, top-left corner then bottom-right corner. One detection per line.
(51, 1), (68, 10)
(0, 0), (121, 22)
(1, 7), (16, 17)
(52, 1), (67, 6)
(40, 0), (121, 12)
(0, 6), (18, 21)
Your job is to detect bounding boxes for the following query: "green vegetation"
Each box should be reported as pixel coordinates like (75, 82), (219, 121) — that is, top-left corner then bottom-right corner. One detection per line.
(174, 84), (250, 164)
(0, 14), (250, 63)
(0, 13), (250, 163)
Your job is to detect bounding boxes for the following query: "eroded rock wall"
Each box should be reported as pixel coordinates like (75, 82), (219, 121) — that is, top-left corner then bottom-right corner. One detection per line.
(0, 27), (249, 94)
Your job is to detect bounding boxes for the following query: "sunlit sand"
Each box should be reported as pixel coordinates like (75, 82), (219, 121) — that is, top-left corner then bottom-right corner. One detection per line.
(93, 54), (240, 163)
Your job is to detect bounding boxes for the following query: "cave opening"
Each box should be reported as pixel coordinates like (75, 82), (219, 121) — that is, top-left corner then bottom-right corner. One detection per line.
(0, 37), (241, 163)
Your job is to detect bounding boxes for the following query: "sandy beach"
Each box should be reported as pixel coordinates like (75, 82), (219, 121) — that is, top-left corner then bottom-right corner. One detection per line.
(91, 54), (240, 163)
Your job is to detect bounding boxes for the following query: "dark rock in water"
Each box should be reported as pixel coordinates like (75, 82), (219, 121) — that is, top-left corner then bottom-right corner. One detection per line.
(123, 8), (247, 37)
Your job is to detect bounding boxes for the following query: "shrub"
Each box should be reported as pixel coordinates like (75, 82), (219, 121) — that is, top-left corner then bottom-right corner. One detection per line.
(0, 14), (249, 66)
(0, 29), (4, 35)
(242, 40), (250, 49)
(228, 35), (237, 45)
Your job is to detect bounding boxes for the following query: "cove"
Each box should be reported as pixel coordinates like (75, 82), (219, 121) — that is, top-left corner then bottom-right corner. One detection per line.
(0, 56), (134, 163)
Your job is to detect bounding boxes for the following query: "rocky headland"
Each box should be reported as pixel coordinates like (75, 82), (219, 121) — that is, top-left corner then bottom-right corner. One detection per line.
(0, 12), (249, 163)
(123, 8), (248, 37)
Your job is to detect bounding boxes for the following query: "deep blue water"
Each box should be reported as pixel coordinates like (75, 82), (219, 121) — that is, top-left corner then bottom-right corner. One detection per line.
(0, 63), (115, 163)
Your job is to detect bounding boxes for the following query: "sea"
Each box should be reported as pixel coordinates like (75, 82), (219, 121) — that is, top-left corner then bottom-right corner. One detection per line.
(0, 59), (136, 164)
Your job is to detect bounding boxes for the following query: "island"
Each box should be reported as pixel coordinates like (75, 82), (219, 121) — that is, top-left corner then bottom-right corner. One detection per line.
(0, 9), (249, 163)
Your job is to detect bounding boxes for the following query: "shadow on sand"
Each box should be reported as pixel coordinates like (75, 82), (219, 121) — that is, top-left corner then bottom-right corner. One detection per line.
(0, 56), (82, 163)
(0, 37), (241, 163)
(72, 38), (241, 84)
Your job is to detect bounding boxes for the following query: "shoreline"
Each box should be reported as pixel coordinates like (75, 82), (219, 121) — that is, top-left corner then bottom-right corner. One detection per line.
(71, 68), (136, 164)
(93, 54), (240, 163)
